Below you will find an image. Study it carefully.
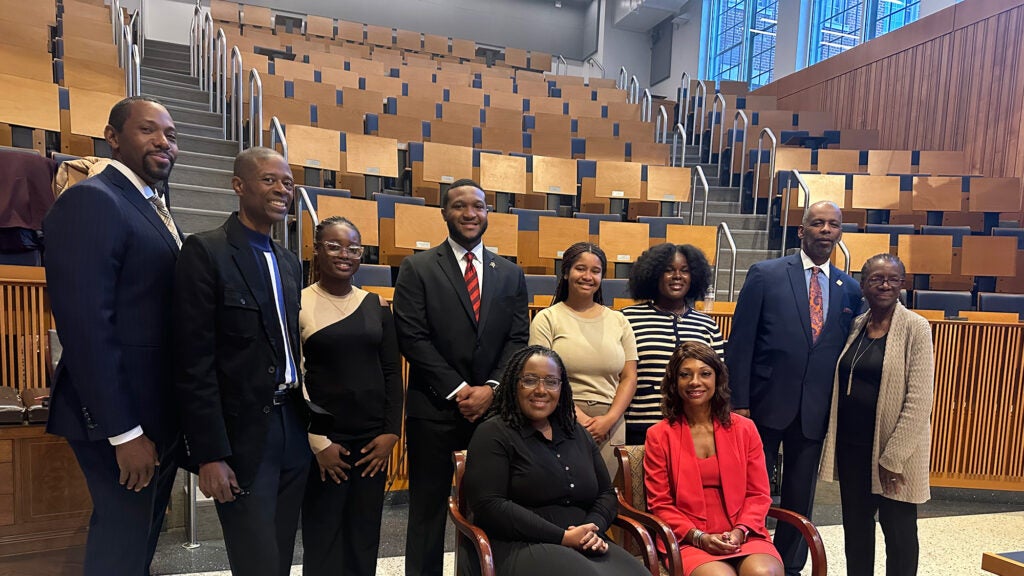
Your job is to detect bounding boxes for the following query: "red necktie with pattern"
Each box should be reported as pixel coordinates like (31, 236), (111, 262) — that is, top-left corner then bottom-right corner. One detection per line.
(464, 252), (480, 321)
(809, 266), (824, 342)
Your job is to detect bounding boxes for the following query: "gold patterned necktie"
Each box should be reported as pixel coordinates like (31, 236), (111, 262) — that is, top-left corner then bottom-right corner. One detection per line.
(149, 193), (182, 248)
(809, 266), (824, 342)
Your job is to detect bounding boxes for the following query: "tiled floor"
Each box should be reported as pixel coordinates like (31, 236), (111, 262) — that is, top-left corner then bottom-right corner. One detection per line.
(155, 486), (1024, 576)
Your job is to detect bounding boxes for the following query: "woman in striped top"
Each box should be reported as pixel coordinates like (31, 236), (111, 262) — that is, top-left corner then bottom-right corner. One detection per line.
(621, 243), (725, 445)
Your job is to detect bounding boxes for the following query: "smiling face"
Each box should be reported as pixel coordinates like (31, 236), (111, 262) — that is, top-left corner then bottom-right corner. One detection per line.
(316, 223), (362, 283)
(442, 184), (488, 250)
(798, 202), (843, 265)
(657, 251), (691, 306)
(105, 100), (177, 186)
(516, 354), (562, 425)
(675, 357), (717, 411)
(233, 152), (294, 235)
(565, 252), (603, 301)
(862, 258), (905, 313)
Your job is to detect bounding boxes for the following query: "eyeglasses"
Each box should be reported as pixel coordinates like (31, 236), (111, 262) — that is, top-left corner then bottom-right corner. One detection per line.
(318, 241), (364, 258)
(519, 375), (562, 391)
(865, 275), (904, 288)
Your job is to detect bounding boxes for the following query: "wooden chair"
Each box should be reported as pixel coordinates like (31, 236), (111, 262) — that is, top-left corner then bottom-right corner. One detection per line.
(448, 450), (659, 576)
(614, 445), (826, 576)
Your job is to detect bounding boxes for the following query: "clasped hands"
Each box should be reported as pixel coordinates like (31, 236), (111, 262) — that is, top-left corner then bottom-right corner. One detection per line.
(455, 384), (494, 422)
(315, 433), (401, 484)
(562, 523), (609, 556)
(575, 407), (614, 444)
(697, 528), (747, 555)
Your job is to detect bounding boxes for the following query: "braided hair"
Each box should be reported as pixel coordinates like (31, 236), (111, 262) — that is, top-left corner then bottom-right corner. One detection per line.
(491, 345), (576, 436)
(314, 215), (360, 243)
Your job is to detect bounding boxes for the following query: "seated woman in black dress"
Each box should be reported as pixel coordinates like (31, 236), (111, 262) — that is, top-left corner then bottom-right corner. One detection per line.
(299, 216), (403, 576)
(463, 345), (649, 576)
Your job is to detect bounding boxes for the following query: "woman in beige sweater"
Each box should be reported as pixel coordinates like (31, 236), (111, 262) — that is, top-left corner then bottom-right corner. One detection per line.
(820, 253), (934, 576)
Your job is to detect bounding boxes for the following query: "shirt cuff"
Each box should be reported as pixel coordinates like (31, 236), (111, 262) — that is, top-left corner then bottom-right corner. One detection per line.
(446, 382), (469, 400)
(108, 425), (144, 446)
(308, 433), (332, 454)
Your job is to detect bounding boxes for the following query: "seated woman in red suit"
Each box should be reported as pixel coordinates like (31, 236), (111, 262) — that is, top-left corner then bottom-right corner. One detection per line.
(644, 342), (783, 576)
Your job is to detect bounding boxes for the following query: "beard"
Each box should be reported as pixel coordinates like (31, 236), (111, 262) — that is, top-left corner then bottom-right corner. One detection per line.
(447, 217), (488, 248)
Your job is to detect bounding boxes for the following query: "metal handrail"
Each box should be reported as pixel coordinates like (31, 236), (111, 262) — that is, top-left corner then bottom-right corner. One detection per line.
(204, 13), (214, 110)
(121, 25), (132, 94)
(838, 239), (851, 275)
(655, 105), (668, 144)
(556, 54), (567, 76)
(671, 123), (687, 167)
(295, 186), (320, 261)
(677, 71), (690, 126)
(728, 110), (749, 192)
(693, 80), (707, 147)
(781, 169), (813, 256)
(585, 57), (604, 80)
(131, 44), (141, 96)
(617, 66), (627, 90)
(715, 222), (739, 301)
(753, 126), (777, 223)
(189, 5), (200, 77)
(712, 92), (727, 169)
(628, 76), (639, 104)
(641, 89), (652, 122)
(231, 47), (243, 145)
(139, 0), (145, 59)
(216, 29), (227, 136)
(249, 69), (264, 148)
(269, 117), (289, 247)
(689, 165), (710, 226)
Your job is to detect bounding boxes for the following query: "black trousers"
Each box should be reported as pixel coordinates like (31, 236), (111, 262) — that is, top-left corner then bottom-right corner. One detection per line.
(215, 401), (310, 576)
(757, 419), (824, 576)
(837, 440), (919, 576)
(68, 436), (178, 576)
(302, 435), (387, 576)
(405, 416), (476, 576)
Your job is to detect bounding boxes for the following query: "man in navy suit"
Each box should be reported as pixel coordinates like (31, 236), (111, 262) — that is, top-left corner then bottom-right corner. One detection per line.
(393, 179), (530, 576)
(727, 201), (861, 575)
(43, 96), (181, 576)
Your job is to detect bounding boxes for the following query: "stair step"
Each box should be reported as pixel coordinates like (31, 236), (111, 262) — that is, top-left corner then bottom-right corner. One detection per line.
(148, 93), (213, 112)
(162, 103), (223, 127)
(703, 212), (767, 231)
(170, 206), (231, 234)
(705, 200), (742, 214)
(145, 40), (190, 55)
(170, 183), (239, 213)
(141, 66), (200, 87)
(144, 45), (189, 61)
(176, 133), (240, 157)
(141, 73), (203, 91)
(728, 229), (771, 250)
(141, 55), (190, 74)
(175, 120), (228, 139)
(142, 80), (207, 103)
(169, 164), (233, 190)
(175, 150), (235, 171)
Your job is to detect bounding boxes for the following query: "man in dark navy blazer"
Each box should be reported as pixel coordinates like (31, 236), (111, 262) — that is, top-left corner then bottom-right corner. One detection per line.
(726, 201), (862, 575)
(393, 179), (530, 576)
(43, 96), (181, 576)
(173, 147), (308, 576)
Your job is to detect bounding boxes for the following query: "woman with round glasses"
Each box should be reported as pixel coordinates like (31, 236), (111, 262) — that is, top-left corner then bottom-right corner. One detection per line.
(299, 216), (403, 576)
(529, 242), (638, 478)
(820, 253), (934, 576)
(621, 243), (724, 446)
(463, 345), (649, 576)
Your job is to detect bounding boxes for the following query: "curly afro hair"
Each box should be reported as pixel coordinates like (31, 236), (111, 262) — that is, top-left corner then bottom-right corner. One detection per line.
(628, 243), (713, 305)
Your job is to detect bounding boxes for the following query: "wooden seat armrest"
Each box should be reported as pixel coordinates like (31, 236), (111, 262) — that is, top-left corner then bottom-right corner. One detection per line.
(768, 506), (826, 576)
(615, 491), (683, 576)
(612, 513), (659, 576)
(447, 496), (496, 576)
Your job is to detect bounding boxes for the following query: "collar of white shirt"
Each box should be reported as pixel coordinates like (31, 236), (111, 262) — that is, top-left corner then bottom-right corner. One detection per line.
(447, 237), (485, 266)
(107, 159), (155, 200)
(799, 250), (831, 279)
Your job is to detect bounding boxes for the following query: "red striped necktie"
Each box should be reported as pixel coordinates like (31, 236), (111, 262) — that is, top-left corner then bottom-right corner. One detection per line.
(464, 252), (480, 321)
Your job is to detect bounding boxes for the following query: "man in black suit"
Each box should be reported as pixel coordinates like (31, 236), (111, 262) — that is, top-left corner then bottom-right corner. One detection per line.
(173, 147), (308, 576)
(43, 96), (181, 576)
(727, 201), (862, 575)
(394, 179), (530, 576)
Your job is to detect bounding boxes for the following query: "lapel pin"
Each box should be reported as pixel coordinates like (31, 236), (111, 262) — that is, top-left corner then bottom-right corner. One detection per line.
(836, 279), (843, 286)
(489, 261), (495, 269)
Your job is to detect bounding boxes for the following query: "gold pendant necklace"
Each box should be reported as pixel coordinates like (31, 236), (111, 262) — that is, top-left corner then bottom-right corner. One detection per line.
(313, 283), (359, 319)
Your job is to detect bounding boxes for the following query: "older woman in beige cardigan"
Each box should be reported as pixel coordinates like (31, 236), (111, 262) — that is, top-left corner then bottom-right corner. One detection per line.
(820, 253), (934, 576)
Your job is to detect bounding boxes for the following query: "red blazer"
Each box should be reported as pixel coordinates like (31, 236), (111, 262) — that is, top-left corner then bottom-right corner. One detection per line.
(644, 415), (773, 544)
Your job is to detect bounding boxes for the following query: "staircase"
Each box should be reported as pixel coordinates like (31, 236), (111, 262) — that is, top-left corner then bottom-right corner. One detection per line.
(140, 39), (238, 234)
(678, 143), (781, 300)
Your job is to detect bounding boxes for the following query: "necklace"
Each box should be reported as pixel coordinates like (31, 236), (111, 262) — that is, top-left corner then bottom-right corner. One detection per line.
(312, 282), (360, 319)
(846, 326), (883, 395)
(653, 301), (689, 318)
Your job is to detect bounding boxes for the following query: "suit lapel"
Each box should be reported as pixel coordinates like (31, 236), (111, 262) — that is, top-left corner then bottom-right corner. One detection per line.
(715, 421), (743, 519)
(786, 255), (814, 346)
(226, 217), (276, 345)
(478, 249), (497, 333)
(823, 264), (847, 334)
(103, 167), (180, 254)
(674, 421), (707, 521)
(436, 242), (477, 327)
